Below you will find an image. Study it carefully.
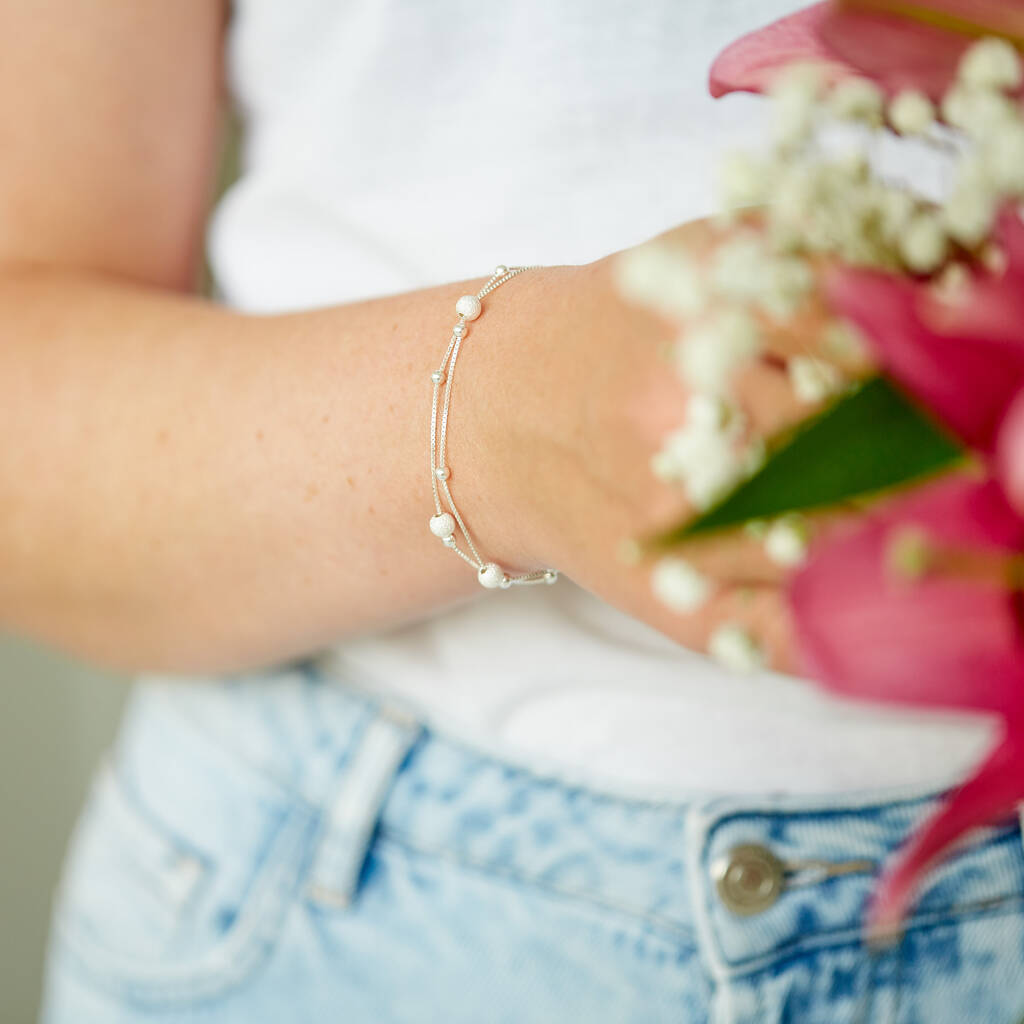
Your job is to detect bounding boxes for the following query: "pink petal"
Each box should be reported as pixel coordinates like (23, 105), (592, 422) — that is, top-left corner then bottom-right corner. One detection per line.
(867, 725), (1024, 938)
(817, 5), (973, 100)
(710, 0), (1022, 101)
(996, 387), (1024, 513)
(826, 264), (1024, 452)
(790, 476), (1024, 715)
(709, 3), (856, 98)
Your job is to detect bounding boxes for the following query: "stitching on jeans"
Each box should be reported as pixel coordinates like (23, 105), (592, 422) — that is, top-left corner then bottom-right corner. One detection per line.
(374, 827), (698, 943)
(709, 894), (1024, 979)
(55, 803), (318, 1009)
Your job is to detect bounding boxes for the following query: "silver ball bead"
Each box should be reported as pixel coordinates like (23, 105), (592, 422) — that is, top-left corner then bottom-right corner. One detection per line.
(544, 570), (559, 584)
(442, 535), (457, 548)
(452, 323), (467, 337)
(494, 264), (508, 276)
(430, 370), (445, 384)
(429, 512), (456, 538)
(455, 295), (482, 321)
(478, 563), (507, 589)
(434, 465), (450, 481)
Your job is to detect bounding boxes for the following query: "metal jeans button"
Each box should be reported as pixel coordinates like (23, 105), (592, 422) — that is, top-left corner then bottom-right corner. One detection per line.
(713, 843), (786, 915)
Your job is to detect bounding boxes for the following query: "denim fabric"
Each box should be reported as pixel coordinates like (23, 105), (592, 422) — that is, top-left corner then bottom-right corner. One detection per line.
(41, 662), (1024, 1023)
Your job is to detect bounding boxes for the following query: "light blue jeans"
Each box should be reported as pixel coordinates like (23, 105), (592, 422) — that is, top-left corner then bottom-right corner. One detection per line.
(41, 661), (1024, 1023)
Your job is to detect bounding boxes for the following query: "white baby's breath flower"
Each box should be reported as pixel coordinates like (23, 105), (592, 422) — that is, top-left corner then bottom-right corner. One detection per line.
(770, 63), (824, 148)
(942, 84), (1018, 139)
(837, 148), (870, 182)
(930, 261), (972, 304)
(969, 89), (1019, 138)
(981, 122), (1024, 195)
(829, 78), (884, 126)
(683, 451), (747, 509)
(614, 242), (706, 320)
(651, 557), (713, 614)
(821, 319), (870, 363)
(957, 37), (1023, 92)
(651, 395), (749, 509)
(764, 515), (811, 568)
(708, 623), (765, 673)
(940, 84), (978, 132)
(873, 186), (918, 245)
(899, 211), (948, 273)
(760, 256), (815, 318)
(943, 184), (997, 246)
(772, 160), (820, 229)
(650, 448), (679, 482)
(711, 234), (768, 303)
(888, 89), (935, 135)
(719, 151), (774, 211)
(676, 308), (761, 396)
(651, 428), (744, 509)
(686, 393), (734, 430)
(788, 355), (845, 404)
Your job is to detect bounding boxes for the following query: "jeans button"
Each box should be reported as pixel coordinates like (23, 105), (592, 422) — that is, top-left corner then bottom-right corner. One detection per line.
(713, 843), (785, 915)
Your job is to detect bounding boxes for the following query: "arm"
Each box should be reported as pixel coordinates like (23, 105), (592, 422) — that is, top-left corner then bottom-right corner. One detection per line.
(0, 0), (608, 674)
(0, 1), (807, 676)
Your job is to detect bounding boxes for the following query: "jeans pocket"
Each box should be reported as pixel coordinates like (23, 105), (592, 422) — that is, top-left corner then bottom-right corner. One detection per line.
(50, 752), (316, 1010)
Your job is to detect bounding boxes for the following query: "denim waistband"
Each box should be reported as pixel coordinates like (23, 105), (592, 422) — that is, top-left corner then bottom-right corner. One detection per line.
(117, 663), (1024, 977)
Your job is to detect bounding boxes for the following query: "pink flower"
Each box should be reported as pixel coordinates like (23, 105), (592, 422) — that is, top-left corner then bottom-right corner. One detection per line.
(791, 475), (1024, 714)
(710, 1), (1024, 100)
(825, 211), (1024, 453)
(790, 475), (1024, 934)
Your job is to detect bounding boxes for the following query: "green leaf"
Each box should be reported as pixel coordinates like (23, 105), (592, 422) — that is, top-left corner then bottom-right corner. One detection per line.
(648, 375), (966, 547)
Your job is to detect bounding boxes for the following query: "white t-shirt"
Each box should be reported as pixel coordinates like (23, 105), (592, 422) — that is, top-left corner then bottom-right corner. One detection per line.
(209, 0), (994, 794)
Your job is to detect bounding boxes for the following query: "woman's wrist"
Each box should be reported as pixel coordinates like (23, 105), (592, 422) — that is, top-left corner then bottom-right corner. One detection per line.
(447, 256), (674, 578)
(437, 263), (583, 574)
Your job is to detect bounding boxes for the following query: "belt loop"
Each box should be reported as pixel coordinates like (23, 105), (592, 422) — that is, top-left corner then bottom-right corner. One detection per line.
(305, 701), (422, 909)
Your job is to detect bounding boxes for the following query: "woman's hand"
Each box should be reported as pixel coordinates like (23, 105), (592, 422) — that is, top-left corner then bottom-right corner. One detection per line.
(466, 218), (870, 673)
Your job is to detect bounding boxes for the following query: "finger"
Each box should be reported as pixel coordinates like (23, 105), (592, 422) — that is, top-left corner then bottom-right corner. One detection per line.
(596, 551), (797, 674)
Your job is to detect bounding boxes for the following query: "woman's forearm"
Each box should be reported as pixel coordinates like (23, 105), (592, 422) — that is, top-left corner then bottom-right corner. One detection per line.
(0, 263), (586, 674)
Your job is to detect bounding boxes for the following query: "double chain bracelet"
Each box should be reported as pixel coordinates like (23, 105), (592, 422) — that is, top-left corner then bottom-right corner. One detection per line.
(428, 265), (559, 590)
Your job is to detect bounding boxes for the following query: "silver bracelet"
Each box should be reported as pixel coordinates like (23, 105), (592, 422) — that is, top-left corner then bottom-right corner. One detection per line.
(428, 265), (559, 590)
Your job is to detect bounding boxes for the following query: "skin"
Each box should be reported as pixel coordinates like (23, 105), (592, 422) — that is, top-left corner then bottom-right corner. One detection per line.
(0, 0), (845, 676)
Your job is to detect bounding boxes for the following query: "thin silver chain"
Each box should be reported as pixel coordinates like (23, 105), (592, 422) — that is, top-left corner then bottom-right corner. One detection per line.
(428, 265), (558, 590)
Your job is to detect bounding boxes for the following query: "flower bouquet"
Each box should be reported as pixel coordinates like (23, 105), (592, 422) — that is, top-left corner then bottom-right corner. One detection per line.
(620, 0), (1024, 939)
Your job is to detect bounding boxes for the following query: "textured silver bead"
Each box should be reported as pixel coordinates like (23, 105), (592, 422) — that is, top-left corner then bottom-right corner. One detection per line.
(434, 465), (450, 480)
(478, 563), (507, 589)
(430, 370), (445, 384)
(429, 512), (456, 538)
(455, 295), (482, 320)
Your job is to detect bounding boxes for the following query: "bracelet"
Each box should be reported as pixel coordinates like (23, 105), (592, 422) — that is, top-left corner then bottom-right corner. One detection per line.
(428, 265), (559, 590)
